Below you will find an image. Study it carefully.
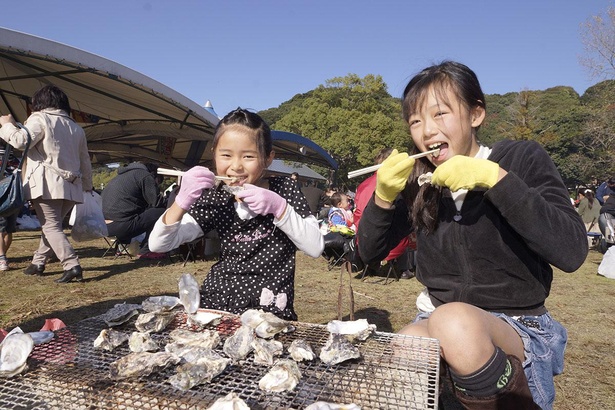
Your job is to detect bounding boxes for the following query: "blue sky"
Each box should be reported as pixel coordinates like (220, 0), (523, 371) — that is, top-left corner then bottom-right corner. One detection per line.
(1, 1), (611, 118)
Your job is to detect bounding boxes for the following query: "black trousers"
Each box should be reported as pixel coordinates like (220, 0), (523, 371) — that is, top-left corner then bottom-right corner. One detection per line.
(106, 207), (165, 254)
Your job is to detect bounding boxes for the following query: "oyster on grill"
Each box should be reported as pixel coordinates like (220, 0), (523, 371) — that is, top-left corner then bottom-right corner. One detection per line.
(134, 311), (176, 333)
(240, 309), (293, 338)
(258, 358), (301, 392)
(319, 334), (361, 365)
(0, 330), (34, 378)
(128, 331), (159, 353)
(168, 328), (221, 350)
(187, 310), (222, 328)
(93, 329), (130, 351)
(305, 402), (361, 410)
(142, 295), (181, 313)
(102, 303), (142, 327)
(222, 325), (255, 362)
(251, 338), (283, 366)
(207, 392), (250, 410)
(178, 273), (201, 314)
(326, 319), (376, 342)
(167, 349), (230, 390)
(109, 351), (181, 380)
(287, 339), (315, 362)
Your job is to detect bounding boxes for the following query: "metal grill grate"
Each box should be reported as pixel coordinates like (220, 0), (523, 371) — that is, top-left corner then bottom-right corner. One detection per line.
(0, 310), (440, 409)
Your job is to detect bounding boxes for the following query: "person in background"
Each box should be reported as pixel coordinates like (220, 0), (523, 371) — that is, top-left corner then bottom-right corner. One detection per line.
(149, 108), (324, 320)
(102, 162), (166, 259)
(0, 85), (93, 283)
(0, 214), (16, 271)
(577, 189), (601, 234)
(300, 179), (327, 217)
(357, 61), (587, 409)
(595, 177), (615, 205)
(353, 147), (415, 279)
(327, 192), (356, 235)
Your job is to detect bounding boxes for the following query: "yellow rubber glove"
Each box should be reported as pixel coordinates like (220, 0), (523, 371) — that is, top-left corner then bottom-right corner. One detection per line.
(375, 149), (415, 203)
(431, 155), (500, 192)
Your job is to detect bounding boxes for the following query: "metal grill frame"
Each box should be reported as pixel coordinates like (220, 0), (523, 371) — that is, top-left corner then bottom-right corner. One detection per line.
(0, 309), (440, 409)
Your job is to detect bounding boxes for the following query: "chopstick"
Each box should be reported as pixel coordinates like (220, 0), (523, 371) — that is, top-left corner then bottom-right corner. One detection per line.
(156, 168), (236, 182)
(347, 148), (440, 179)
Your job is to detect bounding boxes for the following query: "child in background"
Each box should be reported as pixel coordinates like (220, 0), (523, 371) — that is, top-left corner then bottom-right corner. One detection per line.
(149, 108), (324, 320)
(357, 61), (587, 409)
(327, 192), (355, 235)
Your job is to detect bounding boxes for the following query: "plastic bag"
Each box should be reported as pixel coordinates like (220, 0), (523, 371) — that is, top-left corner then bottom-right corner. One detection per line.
(70, 191), (108, 242)
(598, 246), (615, 279)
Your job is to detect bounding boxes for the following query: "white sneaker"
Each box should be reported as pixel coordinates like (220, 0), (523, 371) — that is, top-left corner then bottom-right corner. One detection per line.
(0, 259), (9, 271)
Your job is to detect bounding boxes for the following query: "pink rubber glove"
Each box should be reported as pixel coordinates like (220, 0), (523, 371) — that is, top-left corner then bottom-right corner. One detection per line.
(175, 166), (215, 210)
(235, 184), (287, 219)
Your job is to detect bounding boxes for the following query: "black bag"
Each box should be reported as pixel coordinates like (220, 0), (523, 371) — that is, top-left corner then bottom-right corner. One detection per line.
(0, 123), (31, 217)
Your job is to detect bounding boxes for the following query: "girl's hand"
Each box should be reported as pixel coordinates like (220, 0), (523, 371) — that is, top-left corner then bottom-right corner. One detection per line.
(175, 166), (215, 210)
(431, 156), (501, 191)
(235, 184), (287, 219)
(375, 149), (415, 203)
(0, 114), (16, 126)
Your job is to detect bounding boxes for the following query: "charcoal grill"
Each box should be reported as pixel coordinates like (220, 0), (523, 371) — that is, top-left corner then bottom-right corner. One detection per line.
(0, 309), (440, 409)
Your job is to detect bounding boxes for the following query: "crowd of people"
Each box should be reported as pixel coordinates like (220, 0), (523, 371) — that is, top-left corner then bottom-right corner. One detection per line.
(0, 61), (611, 408)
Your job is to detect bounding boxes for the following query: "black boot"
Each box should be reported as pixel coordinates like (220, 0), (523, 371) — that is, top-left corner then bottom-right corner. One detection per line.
(24, 264), (45, 276)
(55, 266), (83, 283)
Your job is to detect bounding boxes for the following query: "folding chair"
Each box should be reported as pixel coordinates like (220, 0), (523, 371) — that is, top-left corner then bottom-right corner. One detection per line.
(322, 232), (350, 271)
(102, 237), (133, 259)
(179, 237), (205, 267)
(359, 258), (400, 285)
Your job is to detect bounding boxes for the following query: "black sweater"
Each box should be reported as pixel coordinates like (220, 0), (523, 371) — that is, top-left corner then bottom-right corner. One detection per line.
(358, 140), (588, 315)
(102, 163), (160, 221)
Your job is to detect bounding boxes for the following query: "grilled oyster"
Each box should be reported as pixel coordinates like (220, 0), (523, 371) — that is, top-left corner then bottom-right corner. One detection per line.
(305, 402), (361, 410)
(319, 334), (361, 365)
(240, 309), (293, 338)
(142, 295), (181, 313)
(222, 325), (255, 362)
(326, 319), (376, 342)
(178, 273), (201, 314)
(128, 331), (159, 353)
(187, 310), (222, 328)
(258, 358), (301, 392)
(134, 311), (176, 333)
(207, 392), (250, 410)
(0, 330), (34, 378)
(109, 351), (180, 380)
(167, 349), (230, 390)
(102, 303), (141, 327)
(168, 328), (220, 350)
(287, 339), (315, 362)
(93, 329), (130, 351)
(251, 338), (283, 366)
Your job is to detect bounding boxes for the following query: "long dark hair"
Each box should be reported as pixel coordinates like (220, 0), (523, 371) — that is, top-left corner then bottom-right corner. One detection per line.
(212, 108), (272, 169)
(401, 61), (486, 233)
(31, 85), (72, 113)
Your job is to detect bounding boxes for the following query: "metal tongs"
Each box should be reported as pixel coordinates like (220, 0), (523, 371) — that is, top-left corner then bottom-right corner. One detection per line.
(347, 148), (440, 179)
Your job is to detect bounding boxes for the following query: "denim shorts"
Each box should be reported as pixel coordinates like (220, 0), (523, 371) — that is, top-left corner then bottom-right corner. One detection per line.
(414, 310), (566, 410)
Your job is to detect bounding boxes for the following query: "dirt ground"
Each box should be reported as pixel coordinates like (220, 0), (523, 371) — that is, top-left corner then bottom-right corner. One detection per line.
(1, 230), (613, 409)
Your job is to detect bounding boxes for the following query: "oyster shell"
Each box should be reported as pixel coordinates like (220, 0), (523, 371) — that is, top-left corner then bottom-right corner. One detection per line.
(305, 402), (361, 410)
(417, 172), (433, 187)
(207, 392), (250, 410)
(319, 334), (361, 365)
(93, 329), (130, 351)
(178, 273), (201, 314)
(326, 319), (376, 342)
(187, 310), (222, 328)
(134, 311), (176, 333)
(251, 338), (283, 366)
(168, 328), (220, 350)
(128, 331), (159, 353)
(222, 325), (254, 362)
(167, 349), (230, 390)
(109, 351), (181, 380)
(258, 358), (301, 392)
(0, 330), (34, 378)
(102, 303), (142, 327)
(142, 295), (181, 313)
(240, 309), (293, 338)
(287, 339), (315, 362)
